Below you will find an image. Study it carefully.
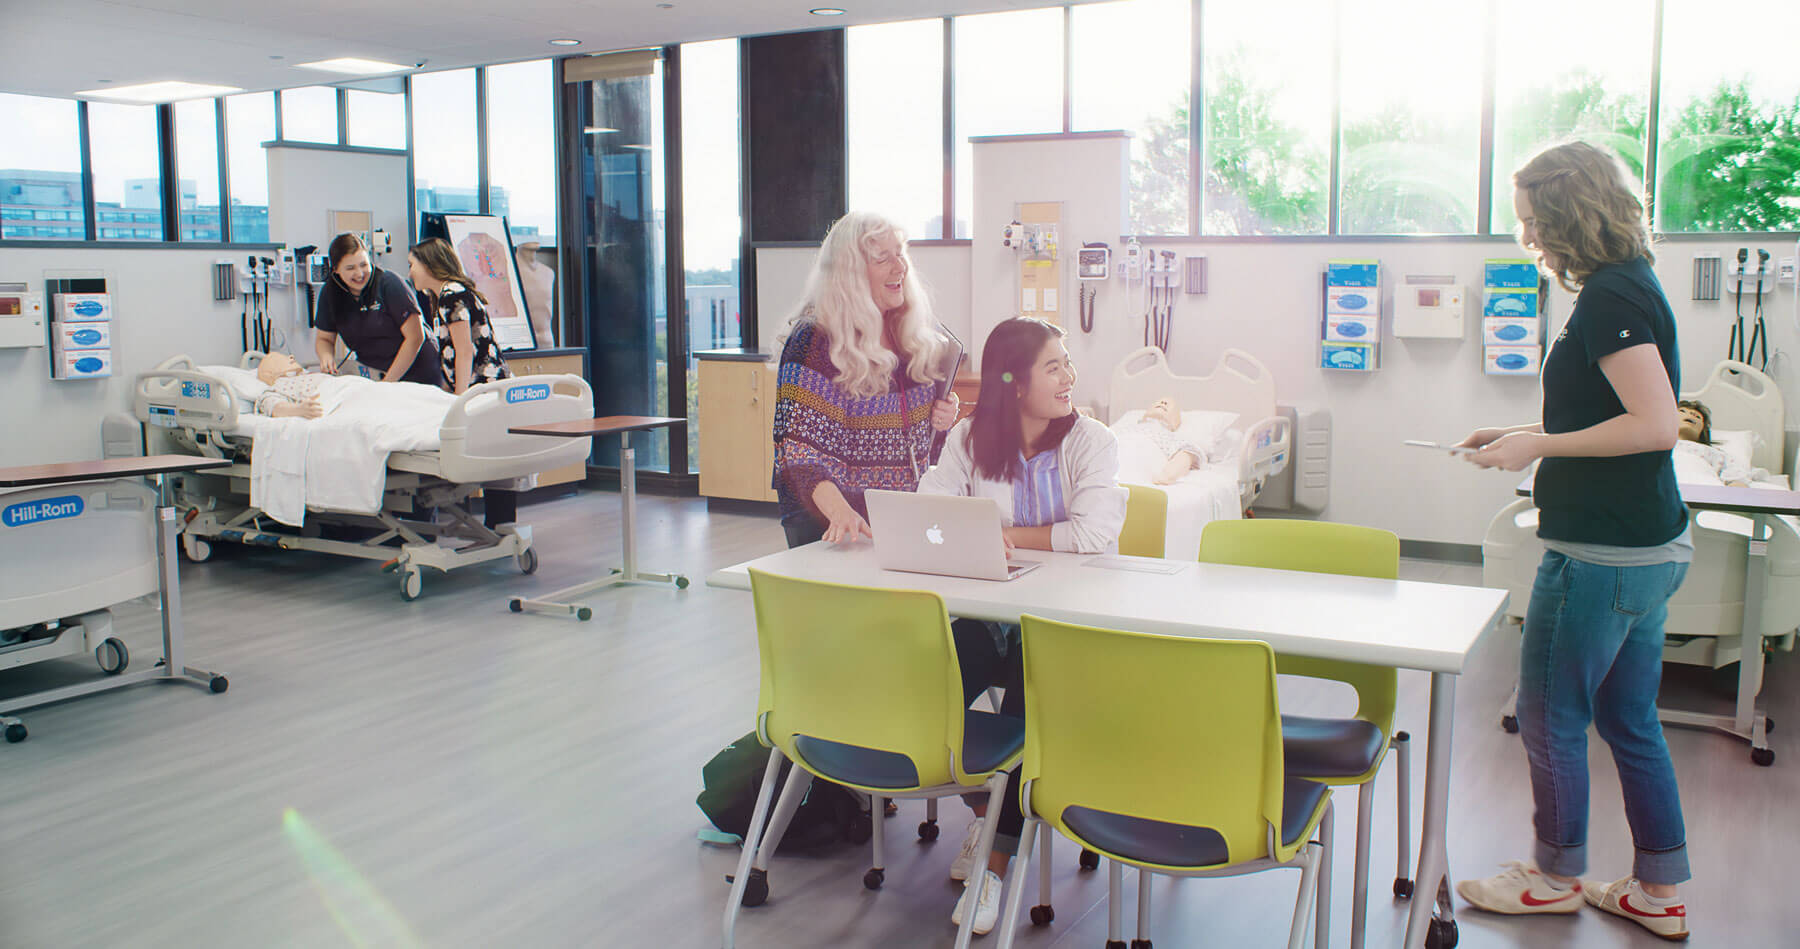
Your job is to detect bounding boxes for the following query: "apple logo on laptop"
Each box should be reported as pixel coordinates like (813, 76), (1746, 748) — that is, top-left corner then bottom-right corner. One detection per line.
(925, 524), (945, 545)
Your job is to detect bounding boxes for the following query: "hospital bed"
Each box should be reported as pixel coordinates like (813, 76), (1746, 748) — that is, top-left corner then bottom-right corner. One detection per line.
(133, 354), (595, 601)
(1105, 346), (1292, 560)
(1483, 360), (1800, 759)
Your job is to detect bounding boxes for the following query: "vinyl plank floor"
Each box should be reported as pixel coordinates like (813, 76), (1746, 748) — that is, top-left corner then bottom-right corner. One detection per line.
(2, 491), (1795, 948)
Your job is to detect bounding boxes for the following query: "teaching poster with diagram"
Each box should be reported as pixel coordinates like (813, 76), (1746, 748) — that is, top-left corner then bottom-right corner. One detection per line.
(441, 214), (538, 352)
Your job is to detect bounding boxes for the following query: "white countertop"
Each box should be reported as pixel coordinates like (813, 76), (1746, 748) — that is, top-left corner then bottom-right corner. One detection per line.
(708, 543), (1510, 675)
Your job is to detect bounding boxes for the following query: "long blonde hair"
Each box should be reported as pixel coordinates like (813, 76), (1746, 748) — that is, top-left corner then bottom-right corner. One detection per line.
(1513, 142), (1654, 292)
(782, 211), (948, 399)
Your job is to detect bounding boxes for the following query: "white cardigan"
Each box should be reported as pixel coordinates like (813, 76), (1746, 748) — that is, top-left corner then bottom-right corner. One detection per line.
(917, 415), (1128, 554)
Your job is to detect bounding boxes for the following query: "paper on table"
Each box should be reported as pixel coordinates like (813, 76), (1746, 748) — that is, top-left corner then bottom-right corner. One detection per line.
(1083, 555), (1189, 575)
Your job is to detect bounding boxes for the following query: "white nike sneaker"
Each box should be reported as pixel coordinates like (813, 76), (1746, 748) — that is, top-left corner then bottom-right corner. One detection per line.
(951, 869), (1003, 936)
(949, 817), (984, 881)
(1581, 875), (1689, 941)
(1456, 861), (1584, 915)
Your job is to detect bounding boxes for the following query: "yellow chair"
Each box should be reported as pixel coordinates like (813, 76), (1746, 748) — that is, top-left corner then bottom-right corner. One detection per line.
(996, 615), (1334, 949)
(1117, 484), (1168, 559)
(723, 569), (1025, 949)
(1198, 518), (1410, 949)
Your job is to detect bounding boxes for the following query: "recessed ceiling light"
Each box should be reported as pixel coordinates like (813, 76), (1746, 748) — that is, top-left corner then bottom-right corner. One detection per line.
(584, 126), (620, 134)
(77, 80), (243, 102)
(810, 7), (847, 14)
(295, 57), (409, 75)
(549, 38), (581, 47)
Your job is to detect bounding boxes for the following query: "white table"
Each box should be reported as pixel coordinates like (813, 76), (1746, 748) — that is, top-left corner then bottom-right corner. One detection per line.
(709, 543), (1510, 949)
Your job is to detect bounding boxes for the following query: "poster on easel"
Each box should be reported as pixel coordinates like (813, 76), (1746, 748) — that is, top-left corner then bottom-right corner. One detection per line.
(427, 213), (539, 352)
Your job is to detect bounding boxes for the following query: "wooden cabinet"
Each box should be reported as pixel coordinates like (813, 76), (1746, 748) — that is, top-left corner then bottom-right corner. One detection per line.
(506, 351), (588, 488)
(697, 356), (777, 502)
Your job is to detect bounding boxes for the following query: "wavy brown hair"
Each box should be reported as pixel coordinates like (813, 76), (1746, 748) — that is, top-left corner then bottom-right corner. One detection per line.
(1512, 142), (1654, 292)
(408, 237), (488, 304)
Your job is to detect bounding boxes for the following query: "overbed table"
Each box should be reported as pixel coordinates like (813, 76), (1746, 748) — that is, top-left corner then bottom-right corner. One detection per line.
(507, 416), (689, 619)
(0, 455), (231, 743)
(1517, 476), (1800, 764)
(709, 543), (1510, 948)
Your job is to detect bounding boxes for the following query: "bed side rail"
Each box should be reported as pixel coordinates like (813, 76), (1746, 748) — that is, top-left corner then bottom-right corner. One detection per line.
(134, 365), (239, 436)
(437, 374), (595, 483)
(1236, 413), (1292, 486)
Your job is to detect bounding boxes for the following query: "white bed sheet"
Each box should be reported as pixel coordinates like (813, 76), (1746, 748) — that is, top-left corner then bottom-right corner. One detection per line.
(200, 366), (454, 525)
(1113, 423), (1241, 560)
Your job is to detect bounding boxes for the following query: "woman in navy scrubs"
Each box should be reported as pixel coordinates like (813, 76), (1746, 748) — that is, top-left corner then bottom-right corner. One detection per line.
(312, 233), (443, 386)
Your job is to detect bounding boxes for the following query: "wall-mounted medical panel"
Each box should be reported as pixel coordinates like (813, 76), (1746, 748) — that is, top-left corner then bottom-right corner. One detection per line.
(0, 287), (45, 349)
(1391, 275), (1465, 339)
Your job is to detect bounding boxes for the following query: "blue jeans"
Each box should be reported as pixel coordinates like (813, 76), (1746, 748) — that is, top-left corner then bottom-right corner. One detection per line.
(1518, 550), (1691, 885)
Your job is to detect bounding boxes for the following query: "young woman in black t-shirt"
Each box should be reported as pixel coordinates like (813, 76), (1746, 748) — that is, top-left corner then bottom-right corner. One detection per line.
(312, 232), (442, 387)
(1453, 142), (1692, 940)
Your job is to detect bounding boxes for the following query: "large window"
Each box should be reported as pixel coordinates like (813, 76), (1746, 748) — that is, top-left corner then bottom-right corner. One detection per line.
(681, 39), (743, 472)
(0, 93), (84, 240)
(1655, 0), (1800, 232)
(174, 99), (222, 241)
(225, 92), (275, 243)
(87, 102), (163, 241)
(485, 60), (557, 244)
(411, 70), (478, 213)
(1200, 0), (1331, 235)
(346, 90), (406, 150)
(849, 19), (945, 239)
(1072, 0), (1192, 235)
(1491, 0), (1652, 233)
(280, 86), (339, 145)
(1336, 0), (1484, 234)
(952, 8), (1065, 238)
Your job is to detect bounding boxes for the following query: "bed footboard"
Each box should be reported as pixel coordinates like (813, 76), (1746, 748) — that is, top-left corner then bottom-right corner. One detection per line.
(438, 374), (595, 483)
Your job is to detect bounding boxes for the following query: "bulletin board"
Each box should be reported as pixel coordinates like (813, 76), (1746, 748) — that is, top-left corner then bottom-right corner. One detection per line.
(1018, 201), (1063, 325)
(437, 214), (538, 352)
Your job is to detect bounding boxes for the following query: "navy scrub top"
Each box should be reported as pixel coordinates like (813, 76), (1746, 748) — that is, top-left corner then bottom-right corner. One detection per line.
(316, 268), (444, 387)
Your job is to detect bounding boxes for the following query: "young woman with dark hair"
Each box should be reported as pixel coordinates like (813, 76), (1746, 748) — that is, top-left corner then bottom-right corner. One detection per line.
(312, 232), (442, 386)
(916, 316), (1126, 934)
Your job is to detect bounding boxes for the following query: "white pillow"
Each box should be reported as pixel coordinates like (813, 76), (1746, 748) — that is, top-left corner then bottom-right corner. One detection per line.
(1711, 429), (1755, 470)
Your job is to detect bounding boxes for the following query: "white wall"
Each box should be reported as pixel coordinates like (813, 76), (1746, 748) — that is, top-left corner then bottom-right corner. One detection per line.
(0, 247), (251, 466)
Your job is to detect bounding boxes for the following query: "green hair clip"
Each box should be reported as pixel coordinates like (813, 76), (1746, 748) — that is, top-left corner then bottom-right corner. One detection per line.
(1001, 372), (1014, 383)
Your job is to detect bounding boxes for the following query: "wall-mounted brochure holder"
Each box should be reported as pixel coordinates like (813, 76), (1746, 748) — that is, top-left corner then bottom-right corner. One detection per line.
(1482, 260), (1543, 376)
(1321, 259), (1379, 372)
(45, 278), (112, 380)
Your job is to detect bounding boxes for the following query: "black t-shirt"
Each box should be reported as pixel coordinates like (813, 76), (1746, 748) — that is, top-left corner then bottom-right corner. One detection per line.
(1534, 257), (1685, 546)
(316, 268), (443, 387)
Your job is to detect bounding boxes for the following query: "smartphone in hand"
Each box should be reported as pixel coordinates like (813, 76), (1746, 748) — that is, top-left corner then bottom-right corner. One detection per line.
(1404, 439), (1475, 455)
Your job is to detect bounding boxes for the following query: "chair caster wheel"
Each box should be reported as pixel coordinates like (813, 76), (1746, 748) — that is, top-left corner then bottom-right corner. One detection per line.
(741, 868), (768, 906)
(675, 575), (690, 589)
(576, 607), (592, 622)
(1105, 941), (1128, 949)
(863, 868), (884, 890)
(1394, 878), (1415, 899)
(1029, 904), (1054, 926)
(1078, 849), (1101, 870)
(1425, 917), (1458, 949)
(1766, 716), (1775, 734)
(210, 675), (229, 694)
(1752, 747), (1775, 766)
(918, 820), (939, 842)
(1500, 714), (1519, 734)
(509, 599), (523, 613)
(4, 723), (24, 743)
(1130, 940), (1152, 949)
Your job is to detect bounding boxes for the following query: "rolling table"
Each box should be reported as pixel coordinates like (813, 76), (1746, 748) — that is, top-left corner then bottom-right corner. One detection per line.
(1517, 475), (1800, 765)
(0, 455), (232, 743)
(507, 416), (690, 619)
(710, 543), (1510, 949)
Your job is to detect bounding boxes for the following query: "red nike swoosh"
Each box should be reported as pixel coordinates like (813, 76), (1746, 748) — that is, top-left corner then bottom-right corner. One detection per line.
(1519, 890), (1574, 907)
(1620, 894), (1686, 918)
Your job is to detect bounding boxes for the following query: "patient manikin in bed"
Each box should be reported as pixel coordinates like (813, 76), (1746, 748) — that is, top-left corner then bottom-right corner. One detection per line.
(252, 352), (326, 419)
(1675, 399), (1755, 486)
(1125, 396), (1206, 484)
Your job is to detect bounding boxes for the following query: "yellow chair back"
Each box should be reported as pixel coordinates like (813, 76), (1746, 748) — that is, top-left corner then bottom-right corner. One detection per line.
(1118, 483), (1168, 559)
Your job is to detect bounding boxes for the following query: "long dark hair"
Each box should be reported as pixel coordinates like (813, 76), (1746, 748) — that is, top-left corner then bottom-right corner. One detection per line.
(409, 237), (488, 305)
(326, 232), (371, 297)
(970, 317), (1075, 482)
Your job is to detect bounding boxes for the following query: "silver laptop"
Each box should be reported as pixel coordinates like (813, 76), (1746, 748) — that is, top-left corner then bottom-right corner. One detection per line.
(864, 490), (1044, 581)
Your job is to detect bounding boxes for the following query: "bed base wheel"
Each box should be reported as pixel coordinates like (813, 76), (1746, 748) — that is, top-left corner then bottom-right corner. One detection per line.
(517, 547), (538, 575)
(95, 637), (129, 675)
(400, 568), (423, 601)
(4, 723), (25, 743)
(181, 536), (212, 563)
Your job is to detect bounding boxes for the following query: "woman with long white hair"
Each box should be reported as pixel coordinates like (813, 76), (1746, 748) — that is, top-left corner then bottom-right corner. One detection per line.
(770, 211), (960, 547)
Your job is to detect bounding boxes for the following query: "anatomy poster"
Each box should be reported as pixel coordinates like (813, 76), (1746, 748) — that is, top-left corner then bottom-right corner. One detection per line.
(443, 214), (538, 352)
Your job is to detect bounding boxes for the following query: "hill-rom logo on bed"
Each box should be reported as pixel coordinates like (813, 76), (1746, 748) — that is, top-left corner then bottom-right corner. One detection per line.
(506, 383), (551, 404)
(3, 495), (84, 528)
(180, 380), (211, 400)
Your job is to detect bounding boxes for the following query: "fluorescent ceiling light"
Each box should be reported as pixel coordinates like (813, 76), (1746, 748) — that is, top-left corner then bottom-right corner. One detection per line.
(78, 80), (242, 102)
(295, 57), (409, 75)
(810, 7), (847, 14)
(584, 126), (619, 134)
(549, 38), (582, 46)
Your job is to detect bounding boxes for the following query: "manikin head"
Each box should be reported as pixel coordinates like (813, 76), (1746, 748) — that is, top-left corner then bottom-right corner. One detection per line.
(1143, 396), (1182, 431)
(1677, 400), (1711, 444)
(256, 351), (303, 385)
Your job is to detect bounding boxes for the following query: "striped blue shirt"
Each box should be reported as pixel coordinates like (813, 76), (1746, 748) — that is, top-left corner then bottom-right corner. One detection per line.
(1012, 450), (1068, 528)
